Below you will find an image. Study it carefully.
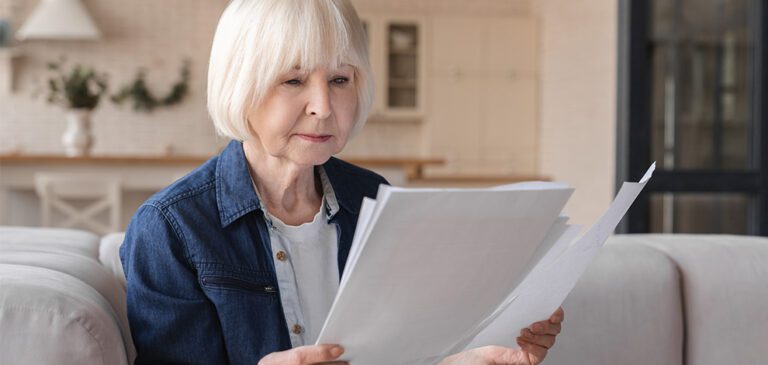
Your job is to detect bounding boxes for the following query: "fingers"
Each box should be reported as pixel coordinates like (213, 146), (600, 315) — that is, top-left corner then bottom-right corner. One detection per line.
(520, 328), (556, 349)
(549, 307), (565, 324)
(516, 337), (548, 365)
(257, 345), (345, 365)
(514, 307), (563, 365)
(529, 319), (561, 336)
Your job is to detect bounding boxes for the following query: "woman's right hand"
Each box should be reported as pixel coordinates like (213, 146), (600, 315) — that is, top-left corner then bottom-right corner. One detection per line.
(257, 345), (347, 365)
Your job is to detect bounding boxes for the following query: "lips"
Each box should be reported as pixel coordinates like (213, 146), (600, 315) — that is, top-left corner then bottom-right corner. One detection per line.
(296, 134), (332, 142)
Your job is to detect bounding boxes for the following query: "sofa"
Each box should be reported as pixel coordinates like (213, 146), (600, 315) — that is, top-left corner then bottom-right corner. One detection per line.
(0, 227), (133, 365)
(1, 226), (766, 365)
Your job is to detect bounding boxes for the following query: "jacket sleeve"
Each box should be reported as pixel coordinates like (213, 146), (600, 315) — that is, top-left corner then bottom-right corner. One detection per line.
(120, 203), (228, 364)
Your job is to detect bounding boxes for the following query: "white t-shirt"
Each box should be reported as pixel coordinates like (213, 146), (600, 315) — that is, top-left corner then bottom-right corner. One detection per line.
(252, 169), (340, 346)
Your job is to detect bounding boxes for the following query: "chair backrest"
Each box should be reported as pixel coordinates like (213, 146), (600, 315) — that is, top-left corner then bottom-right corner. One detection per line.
(34, 173), (122, 236)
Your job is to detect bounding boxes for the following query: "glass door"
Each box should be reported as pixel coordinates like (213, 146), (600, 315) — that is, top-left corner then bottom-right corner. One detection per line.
(619, 0), (767, 235)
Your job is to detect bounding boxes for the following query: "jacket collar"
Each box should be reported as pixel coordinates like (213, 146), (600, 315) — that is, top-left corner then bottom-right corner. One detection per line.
(216, 140), (361, 227)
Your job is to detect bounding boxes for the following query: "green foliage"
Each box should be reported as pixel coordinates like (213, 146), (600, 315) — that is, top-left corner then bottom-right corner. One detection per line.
(111, 60), (191, 112)
(46, 58), (108, 110)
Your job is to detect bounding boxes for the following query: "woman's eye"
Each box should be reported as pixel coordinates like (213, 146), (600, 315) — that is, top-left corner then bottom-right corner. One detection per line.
(284, 79), (302, 86)
(331, 77), (350, 85)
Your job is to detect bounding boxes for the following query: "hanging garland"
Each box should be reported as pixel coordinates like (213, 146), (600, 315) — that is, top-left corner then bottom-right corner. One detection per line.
(111, 59), (191, 112)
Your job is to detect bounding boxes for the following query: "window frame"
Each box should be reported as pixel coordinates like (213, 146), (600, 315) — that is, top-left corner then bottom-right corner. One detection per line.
(617, 0), (768, 236)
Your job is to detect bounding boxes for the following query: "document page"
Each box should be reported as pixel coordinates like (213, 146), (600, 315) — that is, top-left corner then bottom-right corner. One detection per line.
(316, 164), (654, 365)
(463, 163), (656, 350)
(317, 185), (573, 365)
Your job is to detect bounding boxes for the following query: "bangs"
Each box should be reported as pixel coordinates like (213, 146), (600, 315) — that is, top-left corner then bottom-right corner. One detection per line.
(207, 0), (374, 141)
(283, 0), (353, 73)
(258, 0), (363, 86)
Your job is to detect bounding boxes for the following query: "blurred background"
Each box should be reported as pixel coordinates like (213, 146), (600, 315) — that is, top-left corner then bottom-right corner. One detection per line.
(0, 0), (765, 236)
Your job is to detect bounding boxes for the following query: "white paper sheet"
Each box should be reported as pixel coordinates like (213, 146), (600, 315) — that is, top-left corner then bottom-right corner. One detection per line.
(464, 162), (656, 350)
(316, 163), (655, 364)
(317, 185), (574, 365)
(446, 221), (582, 355)
(339, 197), (377, 290)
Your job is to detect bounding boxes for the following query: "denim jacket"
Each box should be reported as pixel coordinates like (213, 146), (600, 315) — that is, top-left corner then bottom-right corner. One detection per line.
(120, 140), (388, 364)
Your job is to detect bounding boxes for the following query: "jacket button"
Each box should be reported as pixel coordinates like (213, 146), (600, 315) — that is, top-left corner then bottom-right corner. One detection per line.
(276, 251), (287, 261)
(292, 324), (303, 334)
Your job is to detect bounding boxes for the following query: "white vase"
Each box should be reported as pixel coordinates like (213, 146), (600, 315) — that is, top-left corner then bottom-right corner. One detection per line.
(62, 109), (93, 157)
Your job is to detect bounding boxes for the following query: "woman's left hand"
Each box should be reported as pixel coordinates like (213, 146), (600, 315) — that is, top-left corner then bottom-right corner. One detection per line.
(439, 307), (564, 365)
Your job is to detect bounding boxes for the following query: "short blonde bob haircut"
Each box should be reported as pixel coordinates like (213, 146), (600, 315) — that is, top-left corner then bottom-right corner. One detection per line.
(207, 0), (374, 141)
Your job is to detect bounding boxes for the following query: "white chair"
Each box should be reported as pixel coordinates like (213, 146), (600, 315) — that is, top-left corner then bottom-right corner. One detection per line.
(34, 173), (122, 235)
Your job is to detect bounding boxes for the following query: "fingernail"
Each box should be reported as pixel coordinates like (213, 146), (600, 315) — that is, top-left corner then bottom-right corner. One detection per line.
(523, 330), (533, 338)
(331, 346), (344, 357)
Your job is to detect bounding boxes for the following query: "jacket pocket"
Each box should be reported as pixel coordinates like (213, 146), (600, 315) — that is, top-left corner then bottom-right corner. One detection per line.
(200, 274), (278, 295)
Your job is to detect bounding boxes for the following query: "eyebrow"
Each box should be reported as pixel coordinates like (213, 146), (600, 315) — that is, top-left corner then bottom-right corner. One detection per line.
(291, 63), (353, 71)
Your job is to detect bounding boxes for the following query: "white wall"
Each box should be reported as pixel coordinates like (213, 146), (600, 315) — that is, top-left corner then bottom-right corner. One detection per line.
(0, 0), (532, 159)
(535, 0), (618, 227)
(0, 0), (428, 158)
(0, 0), (228, 156)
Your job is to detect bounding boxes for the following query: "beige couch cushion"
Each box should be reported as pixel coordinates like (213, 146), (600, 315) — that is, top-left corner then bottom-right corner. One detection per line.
(0, 226), (100, 258)
(0, 264), (128, 365)
(617, 234), (768, 365)
(99, 232), (126, 289)
(546, 239), (684, 365)
(0, 251), (134, 361)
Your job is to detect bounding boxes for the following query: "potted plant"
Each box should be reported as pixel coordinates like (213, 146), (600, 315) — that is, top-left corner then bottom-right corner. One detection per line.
(46, 59), (108, 156)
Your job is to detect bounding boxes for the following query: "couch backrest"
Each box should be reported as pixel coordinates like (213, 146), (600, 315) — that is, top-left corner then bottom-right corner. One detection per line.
(100, 232), (127, 288)
(616, 234), (768, 365)
(0, 226), (100, 258)
(546, 240), (685, 365)
(0, 251), (135, 360)
(0, 264), (129, 365)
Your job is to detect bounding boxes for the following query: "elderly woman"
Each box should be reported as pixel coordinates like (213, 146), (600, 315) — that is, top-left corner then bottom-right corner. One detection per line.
(121, 0), (563, 364)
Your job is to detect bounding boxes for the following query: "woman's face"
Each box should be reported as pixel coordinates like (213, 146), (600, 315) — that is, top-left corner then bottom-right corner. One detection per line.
(246, 64), (358, 166)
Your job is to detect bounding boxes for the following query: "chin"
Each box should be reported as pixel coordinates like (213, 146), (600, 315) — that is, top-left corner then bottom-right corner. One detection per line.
(309, 155), (333, 166)
(294, 144), (343, 166)
(291, 151), (334, 166)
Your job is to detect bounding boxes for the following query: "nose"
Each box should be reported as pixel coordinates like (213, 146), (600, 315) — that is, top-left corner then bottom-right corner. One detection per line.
(305, 82), (332, 120)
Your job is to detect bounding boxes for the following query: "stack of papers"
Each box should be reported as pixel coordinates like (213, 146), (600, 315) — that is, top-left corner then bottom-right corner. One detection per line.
(316, 163), (656, 365)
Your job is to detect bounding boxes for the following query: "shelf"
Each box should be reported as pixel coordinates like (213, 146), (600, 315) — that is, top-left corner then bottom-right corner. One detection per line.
(389, 48), (417, 56)
(367, 113), (422, 124)
(388, 78), (417, 88)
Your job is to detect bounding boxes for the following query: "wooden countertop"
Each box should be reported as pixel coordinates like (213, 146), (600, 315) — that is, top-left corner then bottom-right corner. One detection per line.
(0, 154), (211, 165)
(0, 154), (549, 184)
(0, 154), (443, 165)
(0, 154), (445, 180)
(411, 174), (551, 183)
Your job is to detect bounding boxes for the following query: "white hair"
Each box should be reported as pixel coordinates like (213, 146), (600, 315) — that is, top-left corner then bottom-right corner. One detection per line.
(207, 0), (374, 141)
